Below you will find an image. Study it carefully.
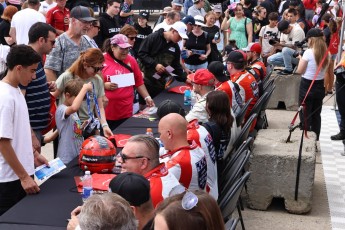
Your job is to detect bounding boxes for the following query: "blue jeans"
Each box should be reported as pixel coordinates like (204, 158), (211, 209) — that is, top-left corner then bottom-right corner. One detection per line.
(267, 47), (299, 72)
(185, 62), (208, 72)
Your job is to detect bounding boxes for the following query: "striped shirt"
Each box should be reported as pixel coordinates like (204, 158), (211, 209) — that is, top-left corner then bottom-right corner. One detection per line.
(20, 62), (50, 131)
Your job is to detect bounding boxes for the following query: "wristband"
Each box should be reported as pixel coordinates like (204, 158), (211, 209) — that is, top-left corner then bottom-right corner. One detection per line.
(102, 123), (109, 128)
(144, 96), (152, 101)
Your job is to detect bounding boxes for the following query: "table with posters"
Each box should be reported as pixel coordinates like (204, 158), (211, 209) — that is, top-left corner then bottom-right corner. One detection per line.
(0, 81), (190, 229)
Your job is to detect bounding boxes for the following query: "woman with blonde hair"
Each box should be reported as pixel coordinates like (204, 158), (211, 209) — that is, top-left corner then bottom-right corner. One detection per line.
(53, 48), (113, 138)
(203, 11), (222, 63)
(296, 28), (329, 141)
(0, 5), (18, 46)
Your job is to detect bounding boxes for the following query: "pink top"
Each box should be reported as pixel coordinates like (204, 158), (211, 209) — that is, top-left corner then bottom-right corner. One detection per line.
(102, 53), (144, 121)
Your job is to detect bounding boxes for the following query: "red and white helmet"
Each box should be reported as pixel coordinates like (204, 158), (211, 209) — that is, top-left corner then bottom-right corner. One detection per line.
(79, 135), (116, 173)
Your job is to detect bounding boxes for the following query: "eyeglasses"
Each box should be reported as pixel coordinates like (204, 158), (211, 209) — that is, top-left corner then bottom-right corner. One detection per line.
(127, 36), (136, 40)
(117, 151), (150, 163)
(91, 66), (104, 72)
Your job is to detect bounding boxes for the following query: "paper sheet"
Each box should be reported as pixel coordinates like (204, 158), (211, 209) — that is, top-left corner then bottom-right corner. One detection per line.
(110, 73), (135, 88)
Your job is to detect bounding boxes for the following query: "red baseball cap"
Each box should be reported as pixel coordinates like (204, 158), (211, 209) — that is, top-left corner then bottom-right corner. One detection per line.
(242, 42), (262, 54)
(188, 69), (215, 86)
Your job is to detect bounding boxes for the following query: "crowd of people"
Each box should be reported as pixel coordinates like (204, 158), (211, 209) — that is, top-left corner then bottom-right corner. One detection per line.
(1, 0), (345, 229)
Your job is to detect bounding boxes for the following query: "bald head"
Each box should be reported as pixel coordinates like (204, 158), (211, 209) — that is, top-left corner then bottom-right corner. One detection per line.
(158, 113), (189, 150)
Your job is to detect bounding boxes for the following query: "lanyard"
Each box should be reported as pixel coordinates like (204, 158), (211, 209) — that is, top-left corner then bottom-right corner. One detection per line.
(86, 82), (101, 120)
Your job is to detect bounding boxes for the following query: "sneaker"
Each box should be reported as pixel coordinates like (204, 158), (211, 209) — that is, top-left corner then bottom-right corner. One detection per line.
(278, 69), (293, 75)
(330, 132), (345, 140)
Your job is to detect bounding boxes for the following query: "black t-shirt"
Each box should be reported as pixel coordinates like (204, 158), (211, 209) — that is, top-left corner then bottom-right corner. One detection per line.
(323, 26), (331, 47)
(203, 25), (222, 62)
(184, 31), (210, 65)
(133, 22), (152, 57)
(253, 18), (268, 40)
(0, 20), (10, 46)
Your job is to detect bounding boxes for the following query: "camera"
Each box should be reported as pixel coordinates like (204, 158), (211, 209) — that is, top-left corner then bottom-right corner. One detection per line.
(267, 31), (279, 46)
(83, 117), (100, 138)
(294, 40), (307, 48)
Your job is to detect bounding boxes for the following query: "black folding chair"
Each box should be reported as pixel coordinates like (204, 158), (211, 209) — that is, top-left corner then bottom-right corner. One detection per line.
(219, 149), (251, 198)
(255, 85), (276, 130)
(235, 98), (253, 128)
(220, 136), (253, 179)
(223, 113), (257, 163)
(262, 66), (274, 86)
(219, 172), (251, 230)
(263, 78), (274, 93)
(225, 218), (239, 230)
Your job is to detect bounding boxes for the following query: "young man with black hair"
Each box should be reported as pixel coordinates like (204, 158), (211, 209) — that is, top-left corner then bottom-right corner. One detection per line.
(0, 45), (48, 215)
(94, 0), (121, 48)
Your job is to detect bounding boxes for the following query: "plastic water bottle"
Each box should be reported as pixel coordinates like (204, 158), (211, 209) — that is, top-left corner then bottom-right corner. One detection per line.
(184, 89), (191, 106)
(190, 90), (196, 109)
(82, 171), (93, 202)
(214, 31), (220, 40)
(146, 128), (153, 137)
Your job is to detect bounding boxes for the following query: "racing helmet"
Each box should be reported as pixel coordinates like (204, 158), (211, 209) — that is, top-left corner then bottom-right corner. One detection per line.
(79, 135), (116, 173)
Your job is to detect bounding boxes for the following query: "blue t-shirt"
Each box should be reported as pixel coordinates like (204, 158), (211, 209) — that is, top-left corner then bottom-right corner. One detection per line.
(20, 61), (50, 131)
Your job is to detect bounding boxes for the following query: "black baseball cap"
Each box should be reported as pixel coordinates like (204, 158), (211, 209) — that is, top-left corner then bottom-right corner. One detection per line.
(208, 61), (228, 83)
(139, 11), (150, 20)
(109, 172), (150, 206)
(227, 50), (246, 64)
(306, 28), (324, 38)
(70, 6), (95, 22)
(157, 99), (186, 120)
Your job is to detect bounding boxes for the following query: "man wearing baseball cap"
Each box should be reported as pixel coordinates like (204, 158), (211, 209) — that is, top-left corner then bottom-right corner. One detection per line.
(267, 19), (305, 75)
(185, 69), (215, 123)
(44, 5), (94, 81)
(243, 42), (266, 96)
(172, 0), (186, 19)
(109, 172), (155, 230)
(138, 21), (189, 105)
(222, 50), (259, 122)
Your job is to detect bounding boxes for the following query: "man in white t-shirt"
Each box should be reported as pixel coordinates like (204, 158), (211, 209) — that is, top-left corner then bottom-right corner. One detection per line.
(9, 0), (46, 45)
(267, 20), (305, 75)
(0, 45), (49, 215)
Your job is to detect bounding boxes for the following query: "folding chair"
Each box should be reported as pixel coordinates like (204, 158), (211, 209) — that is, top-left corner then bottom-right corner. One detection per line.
(223, 113), (257, 163)
(235, 98), (253, 128)
(219, 149), (251, 198)
(247, 93), (268, 137)
(219, 172), (251, 230)
(255, 85), (276, 130)
(225, 218), (239, 230)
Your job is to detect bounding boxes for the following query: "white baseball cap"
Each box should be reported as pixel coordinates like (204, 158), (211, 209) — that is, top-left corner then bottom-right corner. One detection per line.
(194, 15), (206, 27)
(171, 21), (188, 39)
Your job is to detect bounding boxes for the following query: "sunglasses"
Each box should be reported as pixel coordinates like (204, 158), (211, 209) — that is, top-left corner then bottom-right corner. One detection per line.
(127, 36), (136, 40)
(91, 66), (104, 72)
(117, 151), (150, 163)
